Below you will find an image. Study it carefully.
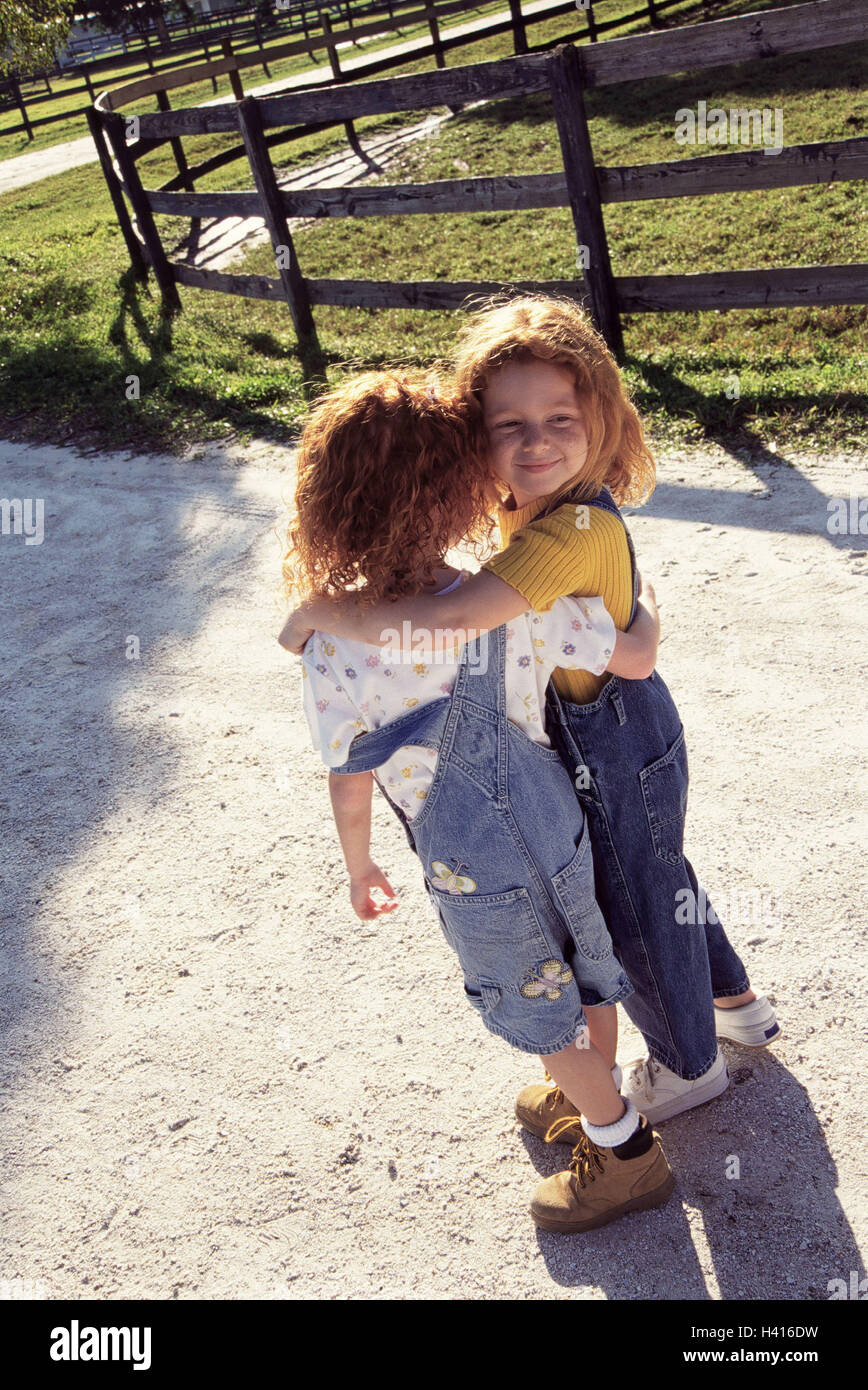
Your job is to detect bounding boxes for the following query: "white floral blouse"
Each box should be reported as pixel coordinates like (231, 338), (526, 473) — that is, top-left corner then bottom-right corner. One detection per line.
(301, 573), (615, 820)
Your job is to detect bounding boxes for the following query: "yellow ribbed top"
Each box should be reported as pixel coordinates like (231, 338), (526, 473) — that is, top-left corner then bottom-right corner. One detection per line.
(483, 493), (633, 704)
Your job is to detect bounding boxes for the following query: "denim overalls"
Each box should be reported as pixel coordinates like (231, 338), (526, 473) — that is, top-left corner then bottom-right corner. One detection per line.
(332, 623), (633, 1055)
(542, 487), (751, 1079)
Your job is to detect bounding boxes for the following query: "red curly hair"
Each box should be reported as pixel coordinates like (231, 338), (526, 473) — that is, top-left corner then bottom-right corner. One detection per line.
(452, 294), (656, 507)
(280, 370), (497, 607)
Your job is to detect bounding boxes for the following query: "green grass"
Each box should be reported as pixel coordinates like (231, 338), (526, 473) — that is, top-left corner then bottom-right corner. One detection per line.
(0, 0), (865, 458)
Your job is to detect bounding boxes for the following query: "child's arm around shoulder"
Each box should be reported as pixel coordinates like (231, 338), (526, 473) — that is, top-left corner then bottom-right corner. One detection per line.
(328, 769), (399, 921)
(277, 508), (590, 653)
(278, 570), (527, 654)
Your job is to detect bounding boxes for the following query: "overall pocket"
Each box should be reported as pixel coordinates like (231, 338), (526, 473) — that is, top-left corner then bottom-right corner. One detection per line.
(430, 885), (554, 995)
(550, 822), (613, 962)
(639, 726), (688, 866)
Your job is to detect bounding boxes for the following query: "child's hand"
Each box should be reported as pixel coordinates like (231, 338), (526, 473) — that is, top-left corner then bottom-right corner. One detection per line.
(607, 571), (660, 680)
(278, 602), (316, 654)
(349, 862), (399, 921)
(638, 571), (658, 611)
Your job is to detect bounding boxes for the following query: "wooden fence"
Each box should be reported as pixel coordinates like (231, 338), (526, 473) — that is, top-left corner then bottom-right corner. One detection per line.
(90, 0), (868, 362)
(84, 0), (674, 186)
(7, 0), (705, 140)
(4, 0), (491, 139)
(3, 0), (424, 140)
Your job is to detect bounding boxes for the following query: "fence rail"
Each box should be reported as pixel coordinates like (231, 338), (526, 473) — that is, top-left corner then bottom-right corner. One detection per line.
(1, 0), (490, 139)
(89, 0), (868, 361)
(4, 0), (613, 141)
(92, 0), (626, 193)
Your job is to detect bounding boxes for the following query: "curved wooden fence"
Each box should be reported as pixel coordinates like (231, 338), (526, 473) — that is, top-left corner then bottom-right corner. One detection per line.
(88, 0), (868, 362)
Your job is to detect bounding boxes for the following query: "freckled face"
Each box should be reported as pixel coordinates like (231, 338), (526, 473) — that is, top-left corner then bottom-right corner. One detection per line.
(482, 359), (590, 510)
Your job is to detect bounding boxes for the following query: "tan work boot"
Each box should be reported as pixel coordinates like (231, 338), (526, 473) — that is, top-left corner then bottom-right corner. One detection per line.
(530, 1115), (676, 1233)
(515, 1070), (583, 1145)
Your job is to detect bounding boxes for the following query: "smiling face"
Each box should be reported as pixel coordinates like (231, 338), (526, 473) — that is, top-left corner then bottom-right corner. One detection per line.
(482, 358), (590, 509)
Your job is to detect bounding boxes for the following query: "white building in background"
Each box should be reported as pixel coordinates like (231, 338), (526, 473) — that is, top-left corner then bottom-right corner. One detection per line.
(55, 3), (250, 69)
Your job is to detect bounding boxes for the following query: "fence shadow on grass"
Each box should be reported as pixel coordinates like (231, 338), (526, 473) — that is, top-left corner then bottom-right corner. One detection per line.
(106, 266), (328, 407)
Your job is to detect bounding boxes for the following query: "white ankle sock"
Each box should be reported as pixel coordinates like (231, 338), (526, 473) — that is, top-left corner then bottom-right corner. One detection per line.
(581, 1096), (639, 1149)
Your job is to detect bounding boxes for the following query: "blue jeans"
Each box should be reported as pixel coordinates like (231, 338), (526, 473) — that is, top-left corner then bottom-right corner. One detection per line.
(546, 669), (750, 1079)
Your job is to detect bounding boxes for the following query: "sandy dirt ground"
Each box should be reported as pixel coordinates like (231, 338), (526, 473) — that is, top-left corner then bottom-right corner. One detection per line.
(0, 431), (866, 1301)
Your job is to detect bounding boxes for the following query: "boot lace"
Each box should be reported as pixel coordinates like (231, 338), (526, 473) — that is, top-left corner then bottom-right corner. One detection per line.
(566, 1132), (607, 1189)
(541, 1070), (583, 1145)
(544, 1113), (583, 1144)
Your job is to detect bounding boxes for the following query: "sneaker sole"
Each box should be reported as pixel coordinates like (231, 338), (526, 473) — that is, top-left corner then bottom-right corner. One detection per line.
(630, 1065), (730, 1126)
(530, 1170), (676, 1234)
(715, 1024), (783, 1049)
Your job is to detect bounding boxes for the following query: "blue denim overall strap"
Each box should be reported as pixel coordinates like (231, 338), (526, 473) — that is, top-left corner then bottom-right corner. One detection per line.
(334, 625), (633, 1055)
(332, 691), (451, 852)
(540, 488), (750, 1077)
(585, 486), (640, 625)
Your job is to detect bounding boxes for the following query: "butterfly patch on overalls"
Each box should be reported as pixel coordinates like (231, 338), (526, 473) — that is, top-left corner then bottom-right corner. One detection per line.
(520, 960), (574, 1001)
(429, 860), (477, 895)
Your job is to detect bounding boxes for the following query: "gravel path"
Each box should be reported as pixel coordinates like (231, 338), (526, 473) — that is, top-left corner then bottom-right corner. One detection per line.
(0, 432), (865, 1299)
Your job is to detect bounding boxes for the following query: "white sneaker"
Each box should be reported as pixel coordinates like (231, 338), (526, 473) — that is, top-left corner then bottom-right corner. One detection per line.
(620, 1048), (729, 1124)
(714, 994), (781, 1047)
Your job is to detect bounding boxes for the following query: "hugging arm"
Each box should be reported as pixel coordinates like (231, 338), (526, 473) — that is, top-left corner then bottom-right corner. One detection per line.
(607, 576), (660, 680)
(279, 568), (659, 676)
(278, 570), (528, 655)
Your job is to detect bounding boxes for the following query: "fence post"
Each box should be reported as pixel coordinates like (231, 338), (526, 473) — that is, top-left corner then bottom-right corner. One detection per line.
(102, 110), (182, 312)
(202, 39), (219, 94)
(321, 13), (342, 81)
(508, 0), (528, 54)
(647, 0), (659, 26)
(11, 77), (34, 140)
(221, 37), (245, 100)
(155, 89), (194, 191)
(79, 65), (95, 103)
(548, 44), (622, 359)
(586, 1), (598, 43)
(235, 95), (320, 357)
(86, 107), (149, 281)
(322, 13), (365, 162)
(254, 16), (272, 75)
(426, 1), (446, 68)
